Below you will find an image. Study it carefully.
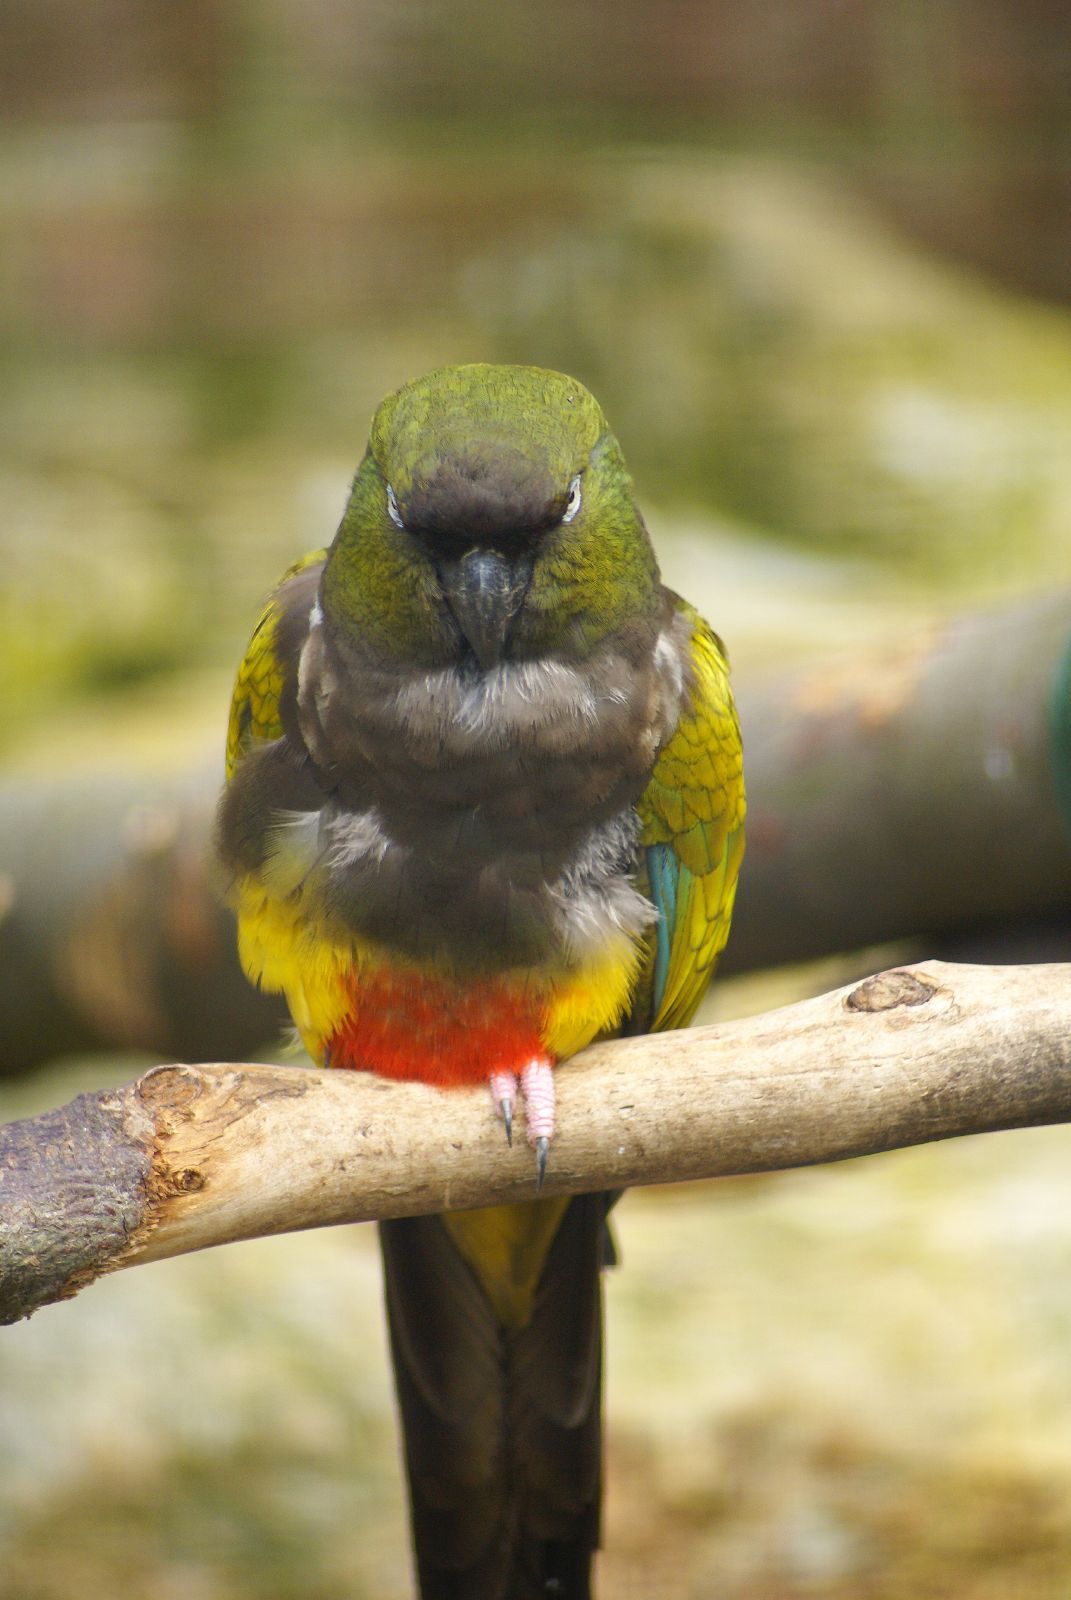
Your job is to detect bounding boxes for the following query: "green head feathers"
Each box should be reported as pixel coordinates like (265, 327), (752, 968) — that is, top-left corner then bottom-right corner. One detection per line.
(322, 363), (661, 667)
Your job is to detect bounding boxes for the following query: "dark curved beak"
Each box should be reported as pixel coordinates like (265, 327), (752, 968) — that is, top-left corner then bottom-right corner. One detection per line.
(437, 548), (532, 669)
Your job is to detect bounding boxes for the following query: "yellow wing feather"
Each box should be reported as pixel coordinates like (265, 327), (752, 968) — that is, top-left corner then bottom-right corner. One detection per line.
(224, 549), (326, 781)
(636, 606), (746, 1033)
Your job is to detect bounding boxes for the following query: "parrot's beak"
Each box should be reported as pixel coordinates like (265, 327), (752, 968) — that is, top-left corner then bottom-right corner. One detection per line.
(438, 547), (532, 669)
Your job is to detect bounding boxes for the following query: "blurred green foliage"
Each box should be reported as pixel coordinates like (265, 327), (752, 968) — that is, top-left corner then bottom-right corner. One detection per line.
(5, 140), (1071, 748)
(3, 1), (1071, 743)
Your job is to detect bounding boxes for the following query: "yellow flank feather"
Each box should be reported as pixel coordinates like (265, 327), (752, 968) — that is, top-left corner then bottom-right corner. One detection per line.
(233, 874), (353, 1056)
(541, 930), (643, 1058)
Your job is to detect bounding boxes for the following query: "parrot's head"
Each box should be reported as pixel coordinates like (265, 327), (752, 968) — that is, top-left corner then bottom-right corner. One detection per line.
(321, 363), (661, 670)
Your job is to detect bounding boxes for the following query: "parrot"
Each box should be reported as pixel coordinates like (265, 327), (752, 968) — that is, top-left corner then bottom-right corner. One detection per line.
(217, 363), (745, 1599)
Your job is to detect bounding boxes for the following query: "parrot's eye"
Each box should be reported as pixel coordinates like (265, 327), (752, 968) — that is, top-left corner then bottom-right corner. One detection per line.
(562, 475), (582, 524)
(386, 484), (405, 529)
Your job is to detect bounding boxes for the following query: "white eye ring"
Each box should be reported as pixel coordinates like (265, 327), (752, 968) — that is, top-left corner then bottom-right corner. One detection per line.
(562, 474), (582, 523)
(386, 484), (404, 529)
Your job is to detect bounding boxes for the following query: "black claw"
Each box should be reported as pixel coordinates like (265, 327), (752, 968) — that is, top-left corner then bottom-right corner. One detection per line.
(501, 1098), (513, 1148)
(535, 1136), (549, 1192)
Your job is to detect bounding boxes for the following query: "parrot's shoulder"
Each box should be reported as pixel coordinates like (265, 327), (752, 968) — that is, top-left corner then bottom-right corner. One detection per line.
(225, 549), (326, 781)
(632, 594), (745, 1032)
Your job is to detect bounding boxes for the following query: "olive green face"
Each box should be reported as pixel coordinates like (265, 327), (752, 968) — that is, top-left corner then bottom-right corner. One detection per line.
(322, 363), (661, 668)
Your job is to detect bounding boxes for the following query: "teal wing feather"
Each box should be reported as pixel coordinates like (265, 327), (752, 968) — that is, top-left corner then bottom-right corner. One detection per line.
(633, 600), (745, 1033)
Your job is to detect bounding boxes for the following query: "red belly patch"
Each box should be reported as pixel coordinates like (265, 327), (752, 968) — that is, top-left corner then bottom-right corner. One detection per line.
(326, 967), (546, 1087)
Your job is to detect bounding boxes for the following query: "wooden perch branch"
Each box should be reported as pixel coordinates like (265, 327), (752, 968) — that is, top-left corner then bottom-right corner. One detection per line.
(4, 959), (1071, 1325)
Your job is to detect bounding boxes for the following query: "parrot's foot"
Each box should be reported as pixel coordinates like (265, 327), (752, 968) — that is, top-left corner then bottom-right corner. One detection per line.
(521, 1057), (556, 1191)
(487, 1058), (556, 1188)
(488, 1069), (517, 1147)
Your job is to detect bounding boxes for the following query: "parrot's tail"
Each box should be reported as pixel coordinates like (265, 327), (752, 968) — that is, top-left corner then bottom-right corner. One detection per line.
(378, 1192), (611, 1600)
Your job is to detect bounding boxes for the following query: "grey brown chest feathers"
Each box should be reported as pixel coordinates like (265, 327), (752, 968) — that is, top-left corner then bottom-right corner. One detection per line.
(225, 598), (691, 972)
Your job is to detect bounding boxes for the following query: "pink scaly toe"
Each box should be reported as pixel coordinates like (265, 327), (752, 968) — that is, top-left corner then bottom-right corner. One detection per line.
(520, 1056), (556, 1189)
(488, 1069), (518, 1146)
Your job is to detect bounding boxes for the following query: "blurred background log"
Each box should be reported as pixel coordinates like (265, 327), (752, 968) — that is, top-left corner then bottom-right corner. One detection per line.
(3, 587), (1070, 1076)
(4, 1), (1071, 307)
(721, 585), (1071, 974)
(0, 774), (283, 1075)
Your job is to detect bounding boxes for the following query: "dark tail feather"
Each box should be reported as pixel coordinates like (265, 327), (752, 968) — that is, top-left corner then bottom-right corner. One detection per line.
(379, 1193), (610, 1600)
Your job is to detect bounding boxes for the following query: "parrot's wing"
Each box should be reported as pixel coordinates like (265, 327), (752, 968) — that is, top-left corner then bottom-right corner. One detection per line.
(632, 601), (746, 1034)
(224, 550), (326, 781)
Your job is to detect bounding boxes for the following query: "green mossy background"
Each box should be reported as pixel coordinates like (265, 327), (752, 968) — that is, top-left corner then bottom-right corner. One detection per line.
(4, 4), (1071, 1594)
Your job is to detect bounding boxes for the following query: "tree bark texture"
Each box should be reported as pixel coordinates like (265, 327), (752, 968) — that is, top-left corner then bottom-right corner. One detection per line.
(4, 960), (1071, 1325)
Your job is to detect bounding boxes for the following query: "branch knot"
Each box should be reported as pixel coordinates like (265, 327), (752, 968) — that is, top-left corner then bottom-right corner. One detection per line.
(846, 969), (937, 1013)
